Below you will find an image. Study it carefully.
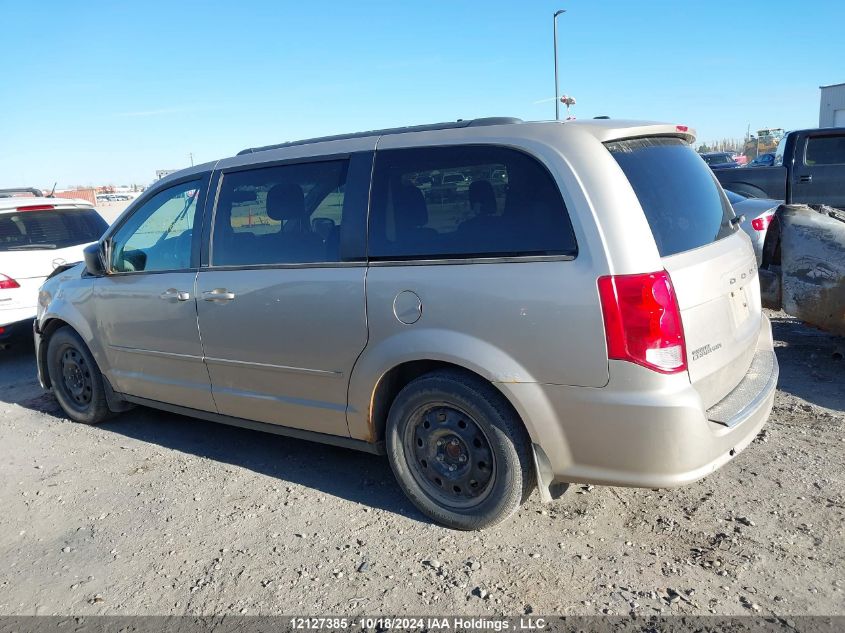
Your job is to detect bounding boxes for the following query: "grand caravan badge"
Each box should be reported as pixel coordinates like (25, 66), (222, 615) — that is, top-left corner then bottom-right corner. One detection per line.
(691, 342), (723, 362)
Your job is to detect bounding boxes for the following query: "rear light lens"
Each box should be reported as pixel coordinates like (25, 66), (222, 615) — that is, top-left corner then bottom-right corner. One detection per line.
(597, 270), (687, 374)
(0, 274), (20, 290)
(751, 215), (774, 231)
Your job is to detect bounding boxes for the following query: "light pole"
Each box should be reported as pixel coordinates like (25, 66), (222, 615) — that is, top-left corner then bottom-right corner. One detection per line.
(553, 9), (566, 121)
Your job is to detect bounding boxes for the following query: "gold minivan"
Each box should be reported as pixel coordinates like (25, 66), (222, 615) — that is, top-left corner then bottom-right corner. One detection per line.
(35, 117), (777, 529)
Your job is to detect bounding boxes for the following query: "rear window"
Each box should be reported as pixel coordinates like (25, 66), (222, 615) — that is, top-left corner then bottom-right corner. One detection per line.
(607, 137), (736, 257)
(0, 208), (108, 251)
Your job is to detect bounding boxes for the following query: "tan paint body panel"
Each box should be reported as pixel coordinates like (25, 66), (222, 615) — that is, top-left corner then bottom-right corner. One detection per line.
(35, 119), (778, 496)
(195, 267), (367, 436)
(94, 272), (214, 412)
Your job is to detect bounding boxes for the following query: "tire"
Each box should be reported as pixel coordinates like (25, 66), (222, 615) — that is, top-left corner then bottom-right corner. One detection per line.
(46, 327), (112, 424)
(385, 369), (535, 530)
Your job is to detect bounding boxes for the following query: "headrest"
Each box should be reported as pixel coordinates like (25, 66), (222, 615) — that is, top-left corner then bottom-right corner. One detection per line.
(266, 183), (305, 222)
(469, 180), (497, 216)
(394, 184), (428, 229)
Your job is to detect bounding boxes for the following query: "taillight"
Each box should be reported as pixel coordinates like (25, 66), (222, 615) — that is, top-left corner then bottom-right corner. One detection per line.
(751, 215), (773, 231)
(0, 274), (20, 290)
(16, 204), (55, 212)
(597, 270), (687, 374)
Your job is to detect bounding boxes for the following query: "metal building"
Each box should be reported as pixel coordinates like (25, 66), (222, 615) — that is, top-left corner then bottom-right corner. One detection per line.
(819, 82), (845, 127)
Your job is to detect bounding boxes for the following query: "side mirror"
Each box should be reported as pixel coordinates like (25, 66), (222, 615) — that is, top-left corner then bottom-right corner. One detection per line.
(83, 242), (107, 276)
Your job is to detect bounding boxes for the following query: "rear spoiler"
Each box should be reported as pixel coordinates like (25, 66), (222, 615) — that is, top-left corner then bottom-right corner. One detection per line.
(0, 187), (45, 198)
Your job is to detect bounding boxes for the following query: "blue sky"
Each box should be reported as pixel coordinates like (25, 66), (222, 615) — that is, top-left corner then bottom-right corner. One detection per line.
(1, 0), (842, 188)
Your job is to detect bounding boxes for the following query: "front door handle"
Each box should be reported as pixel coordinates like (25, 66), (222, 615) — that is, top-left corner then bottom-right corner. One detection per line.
(160, 288), (191, 301)
(202, 288), (236, 301)
(799, 174), (813, 183)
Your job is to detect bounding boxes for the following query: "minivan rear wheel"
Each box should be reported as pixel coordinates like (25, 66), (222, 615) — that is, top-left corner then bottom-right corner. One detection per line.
(46, 327), (112, 424)
(386, 370), (534, 530)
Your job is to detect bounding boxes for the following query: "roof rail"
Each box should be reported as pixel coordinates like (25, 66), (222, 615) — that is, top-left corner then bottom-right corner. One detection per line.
(237, 117), (524, 156)
(0, 187), (45, 198)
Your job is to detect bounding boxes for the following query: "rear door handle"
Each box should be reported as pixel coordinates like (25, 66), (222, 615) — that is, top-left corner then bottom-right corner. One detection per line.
(799, 174), (813, 183)
(202, 288), (236, 301)
(159, 288), (191, 301)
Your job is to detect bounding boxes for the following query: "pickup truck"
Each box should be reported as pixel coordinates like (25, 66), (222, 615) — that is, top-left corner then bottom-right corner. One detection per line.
(715, 128), (845, 209)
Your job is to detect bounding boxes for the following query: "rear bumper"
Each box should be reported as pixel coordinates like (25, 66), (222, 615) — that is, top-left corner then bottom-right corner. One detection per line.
(0, 306), (36, 329)
(0, 316), (35, 341)
(504, 313), (777, 491)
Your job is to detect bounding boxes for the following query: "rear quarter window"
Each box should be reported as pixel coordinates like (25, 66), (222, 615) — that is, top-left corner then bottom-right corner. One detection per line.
(606, 137), (736, 257)
(368, 145), (577, 260)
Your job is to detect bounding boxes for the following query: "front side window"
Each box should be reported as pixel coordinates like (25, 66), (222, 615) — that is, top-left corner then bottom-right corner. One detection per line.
(211, 160), (348, 266)
(110, 180), (201, 272)
(804, 135), (845, 166)
(368, 145), (576, 260)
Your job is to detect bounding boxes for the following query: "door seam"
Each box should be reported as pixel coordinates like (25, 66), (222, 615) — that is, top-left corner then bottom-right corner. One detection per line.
(193, 269), (220, 413)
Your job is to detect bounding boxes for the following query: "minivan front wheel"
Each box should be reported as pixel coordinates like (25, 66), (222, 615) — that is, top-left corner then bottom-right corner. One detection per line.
(386, 370), (534, 530)
(46, 327), (112, 424)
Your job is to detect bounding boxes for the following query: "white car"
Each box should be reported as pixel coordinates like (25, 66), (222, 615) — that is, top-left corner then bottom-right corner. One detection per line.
(0, 194), (107, 343)
(724, 190), (780, 266)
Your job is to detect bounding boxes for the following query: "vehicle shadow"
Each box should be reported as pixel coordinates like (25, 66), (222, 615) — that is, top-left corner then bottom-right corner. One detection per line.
(0, 343), (428, 523)
(770, 314), (845, 412)
(98, 407), (430, 523)
(0, 339), (58, 412)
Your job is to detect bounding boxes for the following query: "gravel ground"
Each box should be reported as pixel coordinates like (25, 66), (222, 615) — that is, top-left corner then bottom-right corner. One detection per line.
(94, 199), (132, 225)
(0, 311), (842, 616)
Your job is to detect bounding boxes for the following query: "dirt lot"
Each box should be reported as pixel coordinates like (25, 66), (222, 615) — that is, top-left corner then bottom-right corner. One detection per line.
(0, 311), (842, 617)
(95, 199), (132, 225)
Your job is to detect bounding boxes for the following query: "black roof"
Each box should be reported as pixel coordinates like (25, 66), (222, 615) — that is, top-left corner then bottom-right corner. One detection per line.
(237, 117), (523, 156)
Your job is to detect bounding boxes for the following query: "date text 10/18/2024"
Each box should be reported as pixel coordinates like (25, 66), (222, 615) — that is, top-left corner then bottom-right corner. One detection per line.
(289, 617), (549, 631)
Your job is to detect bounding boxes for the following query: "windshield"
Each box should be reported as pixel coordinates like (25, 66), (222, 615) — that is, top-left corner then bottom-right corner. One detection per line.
(0, 208), (108, 251)
(607, 137), (737, 257)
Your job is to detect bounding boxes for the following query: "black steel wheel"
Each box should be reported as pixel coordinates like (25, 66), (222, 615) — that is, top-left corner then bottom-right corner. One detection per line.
(386, 369), (535, 530)
(404, 403), (496, 509)
(46, 326), (112, 424)
(59, 347), (94, 408)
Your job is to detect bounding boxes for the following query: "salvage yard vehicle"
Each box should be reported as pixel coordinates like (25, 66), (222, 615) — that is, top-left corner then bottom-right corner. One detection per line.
(700, 151), (740, 169)
(759, 203), (845, 336)
(747, 152), (775, 167)
(716, 128), (845, 209)
(0, 192), (107, 344)
(724, 190), (779, 265)
(34, 117), (778, 529)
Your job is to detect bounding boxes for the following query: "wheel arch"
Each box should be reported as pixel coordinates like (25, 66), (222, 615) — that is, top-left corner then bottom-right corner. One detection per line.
(38, 316), (129, 412)
(347, 329), (538, 443)
(359, 357), (569, 504)
(368, 360), (521, 445)
(36, 317), (72, 388)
